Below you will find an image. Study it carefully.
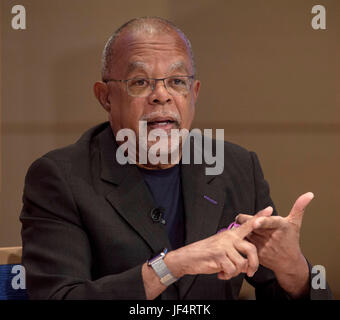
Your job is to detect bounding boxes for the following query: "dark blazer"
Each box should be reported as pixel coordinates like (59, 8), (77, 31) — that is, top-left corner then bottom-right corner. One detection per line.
(20, 122), (332, 299)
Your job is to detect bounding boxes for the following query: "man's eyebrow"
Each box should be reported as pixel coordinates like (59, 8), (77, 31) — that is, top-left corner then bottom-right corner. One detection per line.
(168, 62), (190, 74)
(127, 61), (149, 75)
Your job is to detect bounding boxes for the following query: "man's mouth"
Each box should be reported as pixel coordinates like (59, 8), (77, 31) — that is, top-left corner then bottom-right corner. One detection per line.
(147, 118), (177, 130)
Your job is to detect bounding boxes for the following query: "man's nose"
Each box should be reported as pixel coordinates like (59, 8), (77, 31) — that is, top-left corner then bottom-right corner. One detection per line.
(148, 79), (172, 105)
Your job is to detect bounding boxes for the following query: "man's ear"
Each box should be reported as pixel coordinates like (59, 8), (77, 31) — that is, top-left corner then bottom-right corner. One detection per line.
(193, 79), (200, 103)
(94, 81), (110, 112)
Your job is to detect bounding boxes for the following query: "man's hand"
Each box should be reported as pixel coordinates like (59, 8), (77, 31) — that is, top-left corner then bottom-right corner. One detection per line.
(166, 207), (272, 280)
(143, 208), (271, 299)
(236, 192), (314, 297)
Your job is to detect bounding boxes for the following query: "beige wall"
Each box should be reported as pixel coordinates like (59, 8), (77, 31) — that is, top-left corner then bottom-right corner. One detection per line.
(1, 0), (339, 298)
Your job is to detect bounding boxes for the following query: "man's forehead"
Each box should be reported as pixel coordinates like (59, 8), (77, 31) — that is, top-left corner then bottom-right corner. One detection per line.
(126, 61), (190, 74)
(110, 27), (194, 76)
(121, 24), (184, 43)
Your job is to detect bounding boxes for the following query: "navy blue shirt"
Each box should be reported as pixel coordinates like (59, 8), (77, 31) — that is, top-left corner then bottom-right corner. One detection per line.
(138, 164), (185, 250)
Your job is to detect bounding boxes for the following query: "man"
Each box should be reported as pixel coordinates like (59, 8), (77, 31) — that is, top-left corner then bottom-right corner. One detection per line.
(20, 17), (332, 300)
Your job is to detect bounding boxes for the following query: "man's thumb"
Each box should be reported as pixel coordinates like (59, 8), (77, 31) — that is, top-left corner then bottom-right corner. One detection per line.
(287, 192), (314, 226)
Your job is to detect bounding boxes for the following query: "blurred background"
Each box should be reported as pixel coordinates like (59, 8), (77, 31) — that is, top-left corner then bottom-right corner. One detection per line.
(1, 0), (339, 298)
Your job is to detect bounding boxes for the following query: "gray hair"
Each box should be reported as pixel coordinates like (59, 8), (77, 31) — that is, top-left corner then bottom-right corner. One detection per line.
(101, 17), (195, 80)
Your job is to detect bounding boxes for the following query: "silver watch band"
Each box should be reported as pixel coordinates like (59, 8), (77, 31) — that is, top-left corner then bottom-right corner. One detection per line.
(148, 251), (177, 286)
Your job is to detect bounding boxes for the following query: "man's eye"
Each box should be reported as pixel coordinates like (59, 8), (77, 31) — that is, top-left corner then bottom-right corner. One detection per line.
(131, 79), (148, 87)
(171, 78), (186, 86)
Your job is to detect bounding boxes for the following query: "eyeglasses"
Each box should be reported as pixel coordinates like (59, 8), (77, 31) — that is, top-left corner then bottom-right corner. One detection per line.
(103, 75), (194, 97)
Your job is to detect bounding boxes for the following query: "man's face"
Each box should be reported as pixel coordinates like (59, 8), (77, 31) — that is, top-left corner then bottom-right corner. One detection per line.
(103, 29), (200, 161)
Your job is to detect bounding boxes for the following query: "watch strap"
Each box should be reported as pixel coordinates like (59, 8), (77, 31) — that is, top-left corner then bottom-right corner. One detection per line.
(148, 249), (177, 286)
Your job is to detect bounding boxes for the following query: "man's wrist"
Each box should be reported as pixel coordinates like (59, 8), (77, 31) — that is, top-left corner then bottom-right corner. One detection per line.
(163, 249), (185, 279)
(274, 254), (310, 298)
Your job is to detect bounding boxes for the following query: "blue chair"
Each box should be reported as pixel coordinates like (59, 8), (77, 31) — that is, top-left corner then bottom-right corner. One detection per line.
(0, 247), (28, 300)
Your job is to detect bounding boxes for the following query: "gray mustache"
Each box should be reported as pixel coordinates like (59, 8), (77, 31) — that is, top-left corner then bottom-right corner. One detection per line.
(140, 111), (181, 125)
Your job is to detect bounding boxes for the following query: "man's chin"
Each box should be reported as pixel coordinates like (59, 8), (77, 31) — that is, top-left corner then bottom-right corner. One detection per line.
(145, 138), (181, 165)
(147, 137), (181, 153)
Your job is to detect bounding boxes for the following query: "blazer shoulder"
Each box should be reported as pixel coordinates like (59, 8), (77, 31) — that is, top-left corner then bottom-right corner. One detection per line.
(223, 140), (250, 156)
(223, 140), (254, 164)
(24, 122), (111, 184)
(218, 140), (264, 182)
(41, 122), (110, 164)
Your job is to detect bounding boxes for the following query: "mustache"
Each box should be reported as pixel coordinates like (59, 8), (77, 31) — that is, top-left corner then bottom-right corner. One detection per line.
(140, 111), (181, 126)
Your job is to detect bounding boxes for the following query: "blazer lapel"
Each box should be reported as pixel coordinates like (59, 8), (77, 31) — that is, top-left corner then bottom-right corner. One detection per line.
(178, 158), (226, 299)
(99, 127), (171, 254)
(182, 164), (226, 245)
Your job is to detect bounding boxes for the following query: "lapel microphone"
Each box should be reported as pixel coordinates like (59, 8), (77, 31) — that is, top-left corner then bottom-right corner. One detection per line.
(150, 207), (166, 225)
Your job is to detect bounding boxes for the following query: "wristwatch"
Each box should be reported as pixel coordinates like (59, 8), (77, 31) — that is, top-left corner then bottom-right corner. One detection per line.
(147, 248), (178, 286)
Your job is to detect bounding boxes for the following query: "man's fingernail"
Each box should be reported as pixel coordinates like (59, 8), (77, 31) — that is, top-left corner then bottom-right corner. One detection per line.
(307, 192), (314, 199)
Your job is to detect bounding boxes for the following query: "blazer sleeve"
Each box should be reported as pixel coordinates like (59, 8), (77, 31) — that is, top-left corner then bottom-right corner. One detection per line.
(20, 156), (147, 300)
(244, 151), (333, 300)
